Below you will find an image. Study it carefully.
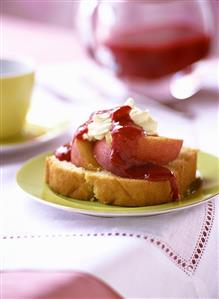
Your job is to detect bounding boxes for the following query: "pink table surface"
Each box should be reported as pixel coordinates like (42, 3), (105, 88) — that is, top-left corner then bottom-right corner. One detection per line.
(2, 16), (83, 64)
(3, 270), (122, 299)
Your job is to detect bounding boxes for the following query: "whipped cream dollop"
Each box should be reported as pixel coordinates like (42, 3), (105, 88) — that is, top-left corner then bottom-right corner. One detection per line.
(83, 112), (112, 141)
(83, 98), (158, 141)
(126, 98), (158, 135)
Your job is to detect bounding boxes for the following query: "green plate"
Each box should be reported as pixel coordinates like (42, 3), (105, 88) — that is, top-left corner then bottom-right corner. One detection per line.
(16, 151), (219, 217)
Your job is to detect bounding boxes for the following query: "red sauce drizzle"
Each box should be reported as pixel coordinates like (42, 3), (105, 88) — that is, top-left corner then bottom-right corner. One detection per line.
(55, 143), (71, 162)
(110, 106), (145, 166)
(125, 164), (179, 200)
(110, 106), (179, 200)
(55, 105), (179, 199)
(74, 119), (90, 140)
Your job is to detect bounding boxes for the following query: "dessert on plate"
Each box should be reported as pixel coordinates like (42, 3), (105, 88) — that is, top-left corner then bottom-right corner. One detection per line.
(45, 99), (197, 207)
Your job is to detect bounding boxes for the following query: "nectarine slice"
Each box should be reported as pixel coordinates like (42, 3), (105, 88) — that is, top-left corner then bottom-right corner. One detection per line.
(136, 136), (183, 164)
(94, 139), (125, 176)
(94, 135), (183, 170)
(71, 139), (100, 171)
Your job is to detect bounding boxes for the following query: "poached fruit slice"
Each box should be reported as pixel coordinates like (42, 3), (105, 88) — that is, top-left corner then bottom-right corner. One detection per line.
(136, 136), (183, 165)
(94, 135), (183, 170)
(71, 139), (100, 171)
(70, 134), (183, 173)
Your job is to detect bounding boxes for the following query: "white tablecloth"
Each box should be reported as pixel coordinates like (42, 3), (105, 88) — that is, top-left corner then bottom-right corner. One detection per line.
(1, 62), (219, 298)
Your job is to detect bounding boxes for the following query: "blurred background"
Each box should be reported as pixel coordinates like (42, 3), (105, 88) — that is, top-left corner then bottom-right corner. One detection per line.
(2, 0), (219, 55)
(1, 0), (219, 103)
(2, 0), (79, 28)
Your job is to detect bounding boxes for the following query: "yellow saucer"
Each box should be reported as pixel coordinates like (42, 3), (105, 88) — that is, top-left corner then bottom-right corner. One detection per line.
(0, 120), (69, 153)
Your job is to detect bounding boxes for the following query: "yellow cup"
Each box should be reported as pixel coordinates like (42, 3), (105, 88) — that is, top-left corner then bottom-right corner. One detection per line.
(0, 59), (35, 140)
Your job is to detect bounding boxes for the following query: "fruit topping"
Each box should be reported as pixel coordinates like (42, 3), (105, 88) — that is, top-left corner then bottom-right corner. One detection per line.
(55, 99), (183, 199)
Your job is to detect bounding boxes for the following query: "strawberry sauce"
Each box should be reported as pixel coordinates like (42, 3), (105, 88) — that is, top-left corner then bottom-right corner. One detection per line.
(110, 106), (179, 200)
(55, 143), (71, 161)
(125, 164), (178, 200)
